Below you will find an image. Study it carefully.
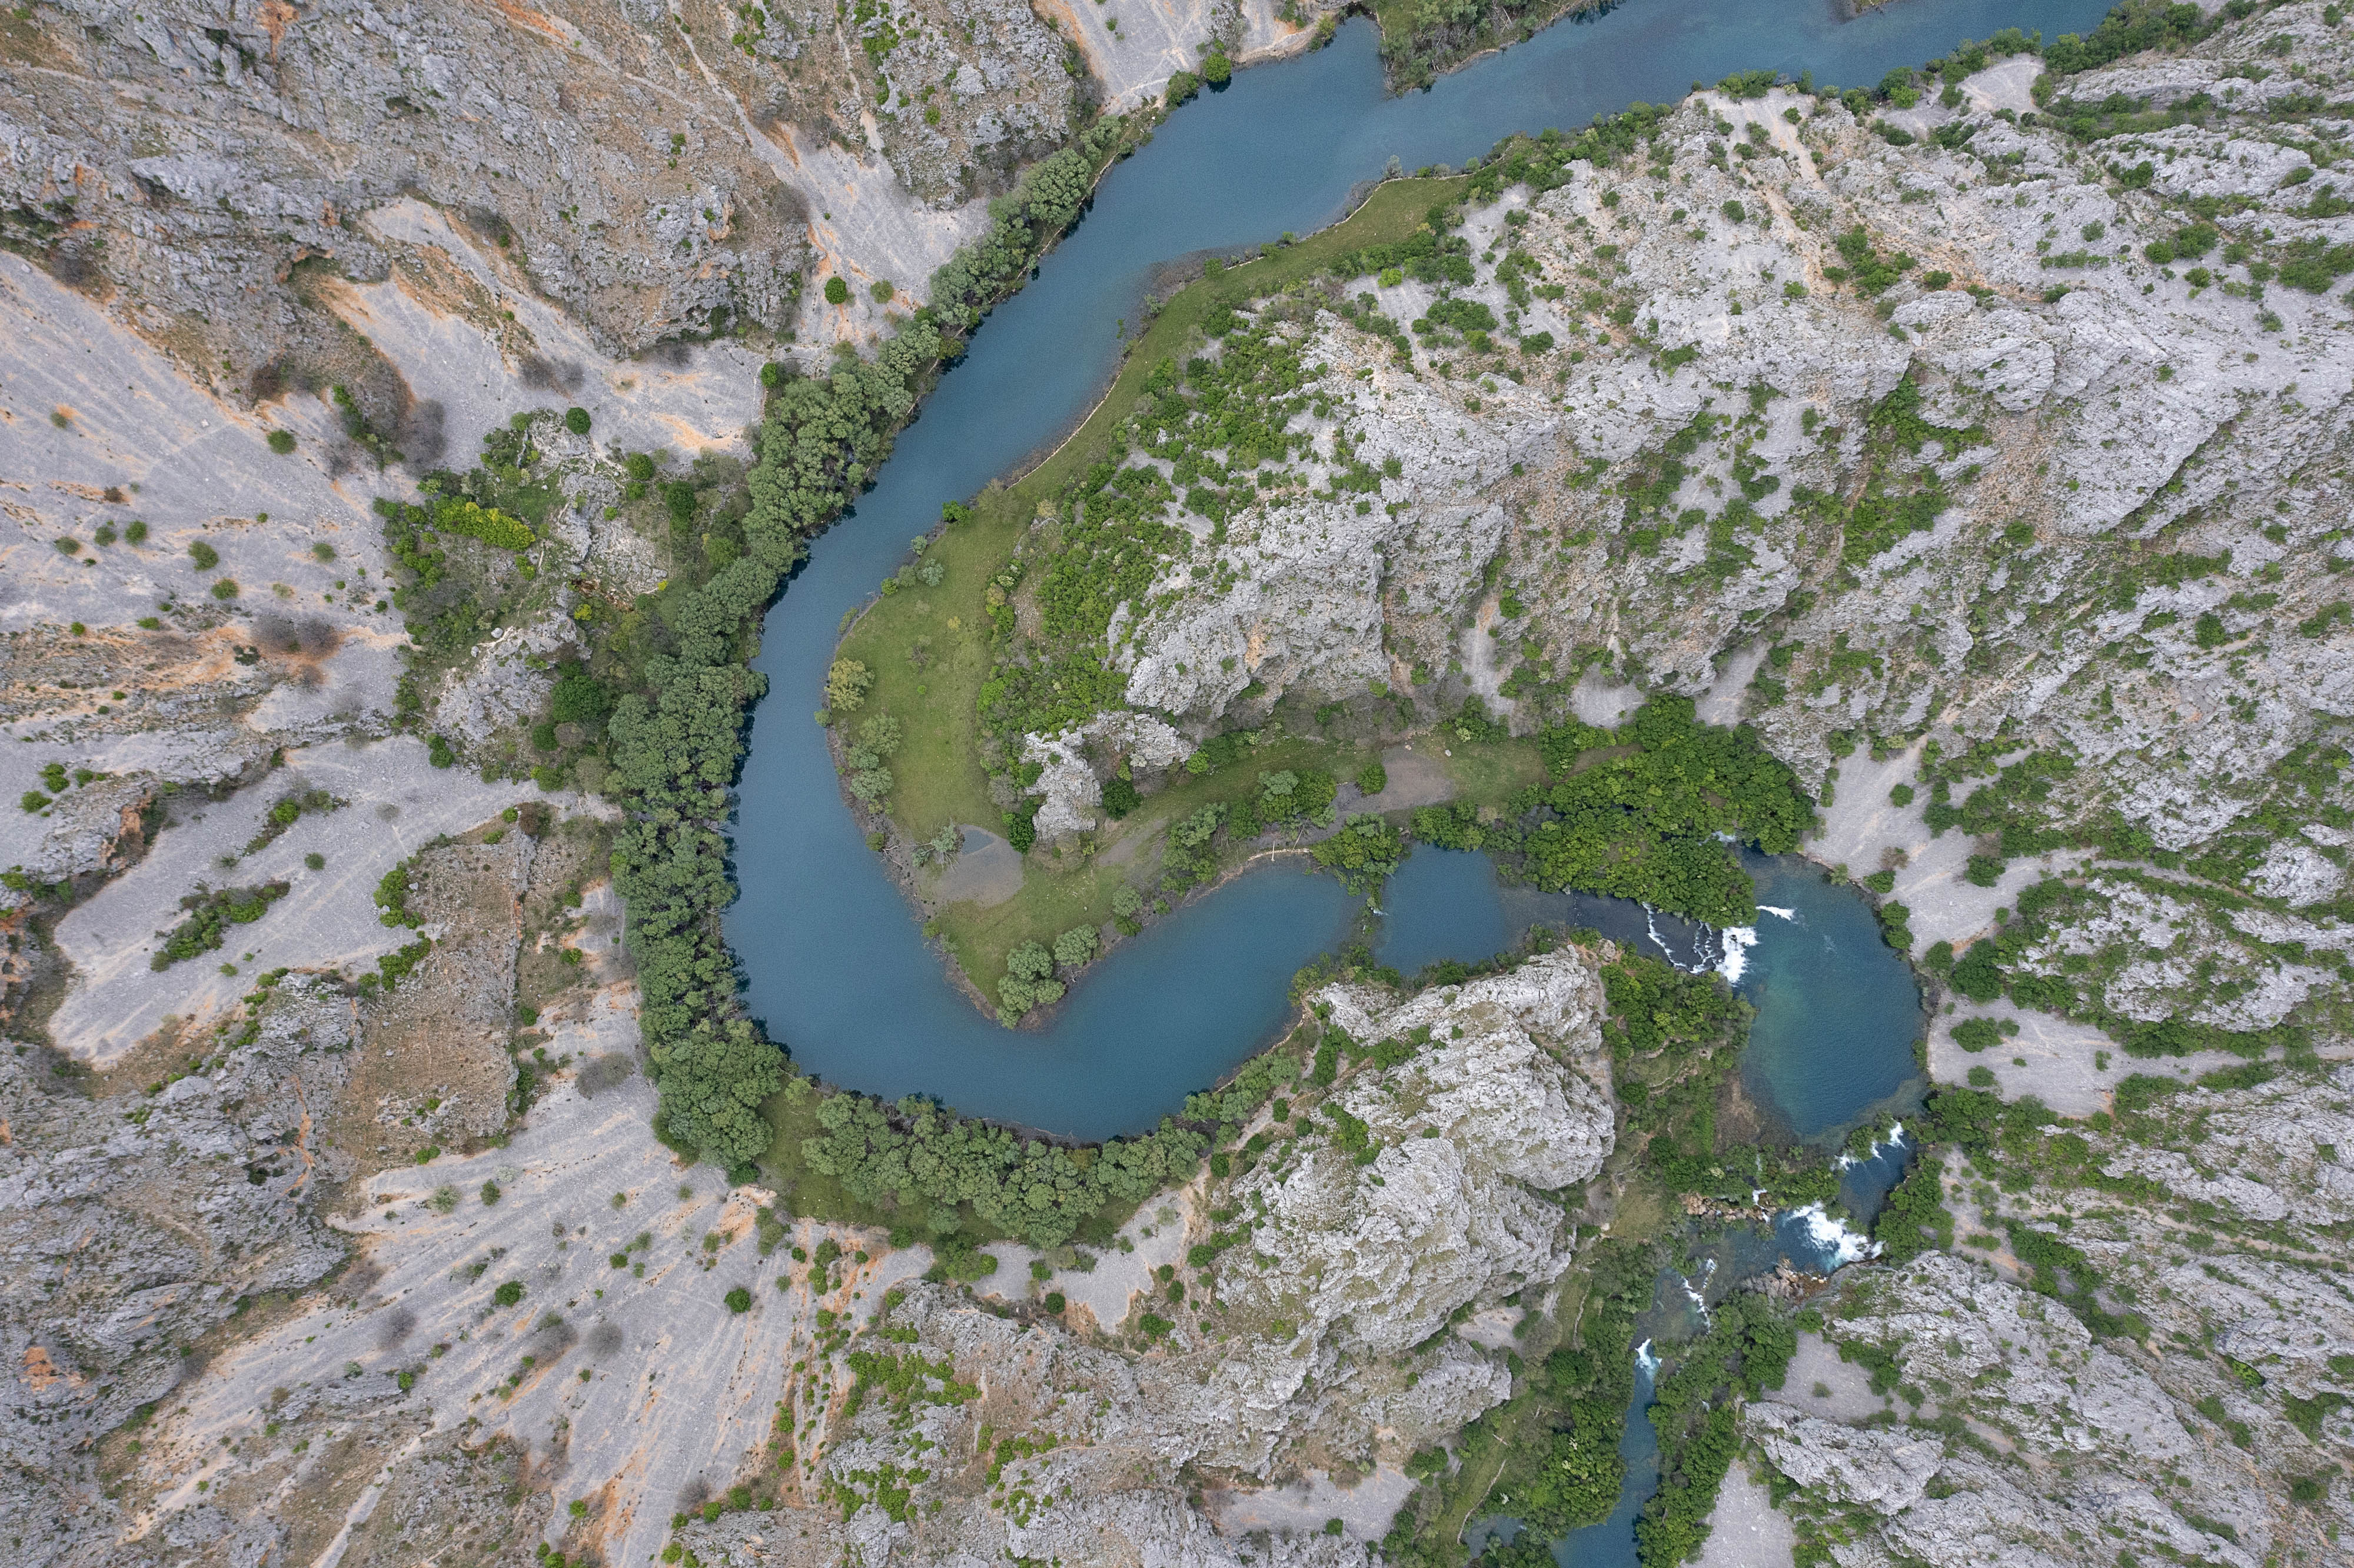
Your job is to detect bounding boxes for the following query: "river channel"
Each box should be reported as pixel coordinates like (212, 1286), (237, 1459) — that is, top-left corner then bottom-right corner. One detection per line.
(727, 0), (2103, 1143)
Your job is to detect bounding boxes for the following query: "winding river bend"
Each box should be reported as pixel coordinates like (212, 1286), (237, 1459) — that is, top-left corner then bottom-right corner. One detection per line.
(727, 0), (2103, 1143)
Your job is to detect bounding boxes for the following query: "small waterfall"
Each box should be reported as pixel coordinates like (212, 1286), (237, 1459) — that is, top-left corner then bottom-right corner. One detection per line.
(1786, 1201), (1879, 1267)
(1717, 925), (1759, 982)
(1835, 1120), (1909, 1170)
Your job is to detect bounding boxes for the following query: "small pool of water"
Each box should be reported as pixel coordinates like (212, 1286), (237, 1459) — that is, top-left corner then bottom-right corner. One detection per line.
(1375, 848), (1923, 1141)
(1373, 848), (1715, 977)
(1734, 855), (1926, 1143)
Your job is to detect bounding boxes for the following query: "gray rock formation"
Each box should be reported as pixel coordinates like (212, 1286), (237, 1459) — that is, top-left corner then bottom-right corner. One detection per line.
(664, 943), (1616, 1564)
(0, 0), (1089, 437)
(1006, 4), (2354, 1094)
(0, 978), (355, 1568)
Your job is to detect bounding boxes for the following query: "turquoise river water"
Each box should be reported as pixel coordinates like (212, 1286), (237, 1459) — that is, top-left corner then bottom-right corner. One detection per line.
(729, 0), (2094, 1140)
(719, 0), (2109, 1553)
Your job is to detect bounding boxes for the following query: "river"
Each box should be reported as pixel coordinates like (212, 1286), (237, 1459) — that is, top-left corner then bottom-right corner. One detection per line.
(727, 0), (2103, 1144)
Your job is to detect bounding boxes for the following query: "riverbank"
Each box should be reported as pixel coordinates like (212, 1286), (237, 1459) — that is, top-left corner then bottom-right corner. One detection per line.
(824, 174), (1467, 989)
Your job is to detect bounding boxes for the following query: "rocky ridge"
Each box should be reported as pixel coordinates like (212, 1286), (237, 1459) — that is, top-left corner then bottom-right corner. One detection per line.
(0, 978), (356, 1562)
(663, 944), (1617, 1566)
(1003, 3), (2354, 1059)
(1, 0), (1091, 395)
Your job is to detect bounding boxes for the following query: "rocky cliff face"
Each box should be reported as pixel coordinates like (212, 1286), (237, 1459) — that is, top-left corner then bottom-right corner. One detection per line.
(1723, 1043), (2354, 1568)
(1, 0), (1082, 418)
(664, 944), (1614, 1566)
(1005, 1), (2354, 1097)
(0, 978), (355, 1562)
(1082, 9), (2354, 823)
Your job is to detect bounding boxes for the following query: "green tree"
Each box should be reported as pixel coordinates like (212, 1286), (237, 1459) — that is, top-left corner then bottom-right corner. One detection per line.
(824, 276), (851, 305)
(1311, 813), (1407, 895)
(824, 658), (873, 715)
(649, 1019), (783, 1167)
(1052, 925), (1099, 970)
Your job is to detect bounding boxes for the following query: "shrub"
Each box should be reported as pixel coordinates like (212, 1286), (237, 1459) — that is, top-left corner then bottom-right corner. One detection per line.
(493, 1279), (524, 1306)
(433, 497), (536, 551)
(1964, 853), (2004, 887)
(125, 520), (148, 544)
(211, 577), (240, 600)
(304, 852), (325, 870)
(1721, 199), (1747, 223)
(189, 540), (220, 570)
(724, 1286), (752, 1313)
(870, 279), (895, 304)
(564, 406), (592, 435)
(823, 276), (850, 305)
(1355, 759), (1388, 796)
(824, 658), (873, 715)
(267, 430), (297, 455)
(1950, 941), (2003, 1002)
(1311, 813), (1407, 895)
(1052, 925), (1099, 970)
(1100, 774), (1141, 818)
(1951, 1017), (2003, 1053)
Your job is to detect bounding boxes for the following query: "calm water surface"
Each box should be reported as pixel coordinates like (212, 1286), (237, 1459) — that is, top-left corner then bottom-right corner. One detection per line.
(729, 0), (2102, 1140)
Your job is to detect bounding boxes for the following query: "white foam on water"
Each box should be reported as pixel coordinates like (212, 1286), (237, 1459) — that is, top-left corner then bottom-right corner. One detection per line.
(1718, 926), (1759, 982)
(1641, 905), (1680, 964)
(1838, 1121), (1911, 1168)
(1788, 1201), (1880, 1267)
(1678, 1259), (1718, 1324)
(1644, 905), (1723, 976)
(1758, 905), (1798, 921)
(1635, 1339), (1661, 1376)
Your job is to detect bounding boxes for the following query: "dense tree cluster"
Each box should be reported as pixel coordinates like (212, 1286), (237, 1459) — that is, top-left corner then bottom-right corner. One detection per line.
(924, 144), (1096, 331)
(1636, 1296), (1796, 1565)
(572, 145), (1121, 1169)
(794, 1086), (1213, 1249)
(1309, 812), (1408, 895)
(1408, 699), (1813, 928)
(1472, 1241), (1648, 1552)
